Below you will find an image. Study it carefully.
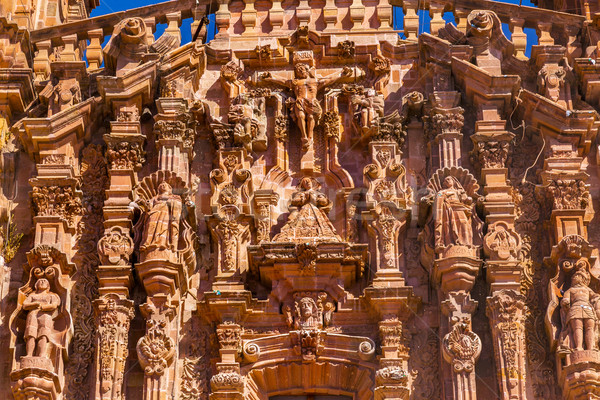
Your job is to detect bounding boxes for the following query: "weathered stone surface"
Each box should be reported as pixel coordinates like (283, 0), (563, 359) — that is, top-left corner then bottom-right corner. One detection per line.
(2, 0), (600, 399)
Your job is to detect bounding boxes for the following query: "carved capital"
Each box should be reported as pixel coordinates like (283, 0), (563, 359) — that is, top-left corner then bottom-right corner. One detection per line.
(105, 135), (145, 171)
(216, 323), (242, 351)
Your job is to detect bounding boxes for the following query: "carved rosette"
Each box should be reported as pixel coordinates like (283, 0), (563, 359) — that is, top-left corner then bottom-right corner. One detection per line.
(98, 226), (134, 266)
(442, 322), (482, 390)
(486, 290), (527, 399)
(95, 296), (135, 400)
(136, 319), (175, 377)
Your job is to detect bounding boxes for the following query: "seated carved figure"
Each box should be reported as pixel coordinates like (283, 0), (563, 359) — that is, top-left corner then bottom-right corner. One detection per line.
(560, 269), (600, 352)
(23, 278), (60, 359)
(273, 177), (342, 243)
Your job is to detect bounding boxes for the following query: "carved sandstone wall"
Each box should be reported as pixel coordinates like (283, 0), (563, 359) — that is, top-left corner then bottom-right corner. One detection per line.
(1, 0), (600, 399)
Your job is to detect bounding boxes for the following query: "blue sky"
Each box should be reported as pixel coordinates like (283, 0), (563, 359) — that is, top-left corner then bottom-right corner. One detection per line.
(91, 0), (538, 55)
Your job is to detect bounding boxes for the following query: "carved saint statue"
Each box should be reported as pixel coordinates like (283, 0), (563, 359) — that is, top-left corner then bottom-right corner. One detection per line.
(140, 182), (182, 254)
(350, 88), (385, 133)
(23, 278), (60, 358)
(434, 176), (473, 249)
(560, 268), (600, 351)
(260, 64), (353, 149)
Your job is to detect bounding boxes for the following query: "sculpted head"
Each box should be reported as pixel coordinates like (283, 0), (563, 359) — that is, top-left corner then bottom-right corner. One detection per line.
(299, 298), (316, 318)
(294, 63), (311, 79)
(299, 177), (316, 191)
(443, 176), (455, 189)
(35, 278), (50, 293)
(158, 182), (173, 195)
(572, 269), (591, 287)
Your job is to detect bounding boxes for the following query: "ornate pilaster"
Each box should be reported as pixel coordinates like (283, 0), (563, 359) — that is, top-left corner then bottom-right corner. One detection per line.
(136, 302), (177, 400)
(253, 190), (279, 243)
(95, 296), (135, 400)
(486, 290), (527, 399)
(207, 149), (253, 290)
(210, 323), (243, 400)
(441, 293), (481, 400)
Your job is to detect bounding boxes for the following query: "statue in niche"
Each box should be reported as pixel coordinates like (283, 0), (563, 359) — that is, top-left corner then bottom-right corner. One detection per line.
(350, 88), (385, 133)
(140, 182), (182, 255)
(435, 176), (473, 249)
(560, 268), (600, 352)
(273, 177), (342, 243)
(260, 64), (354, 149)
(23, 278), (60, 358)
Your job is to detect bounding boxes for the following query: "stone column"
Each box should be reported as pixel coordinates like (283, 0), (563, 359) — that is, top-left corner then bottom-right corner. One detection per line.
(92, 103), (145, 400)
(421, 90), (483, 400)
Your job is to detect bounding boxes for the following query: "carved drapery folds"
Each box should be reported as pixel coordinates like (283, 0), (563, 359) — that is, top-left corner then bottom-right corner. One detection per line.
(133, 172), (196, 297)
(273, 177), (341, 243)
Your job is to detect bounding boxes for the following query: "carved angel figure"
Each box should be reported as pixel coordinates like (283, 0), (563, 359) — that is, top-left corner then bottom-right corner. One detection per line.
(140, 182), (182, 254)
(350, 88), (385, 133)
(560, 268), (600, 351)
(260, 64), (355, 149)
(434, 176), (473, 249)
(23, 278), (60, 358)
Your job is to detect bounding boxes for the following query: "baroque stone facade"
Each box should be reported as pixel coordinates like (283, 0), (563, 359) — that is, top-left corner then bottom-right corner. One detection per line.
(2, 0), (600, 399)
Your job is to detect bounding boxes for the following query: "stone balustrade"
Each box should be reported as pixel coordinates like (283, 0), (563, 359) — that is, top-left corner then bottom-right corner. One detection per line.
(15, 0), (584, 78)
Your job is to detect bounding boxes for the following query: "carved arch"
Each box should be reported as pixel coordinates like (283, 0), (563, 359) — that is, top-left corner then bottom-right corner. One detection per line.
(244, 361), (374, 400)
